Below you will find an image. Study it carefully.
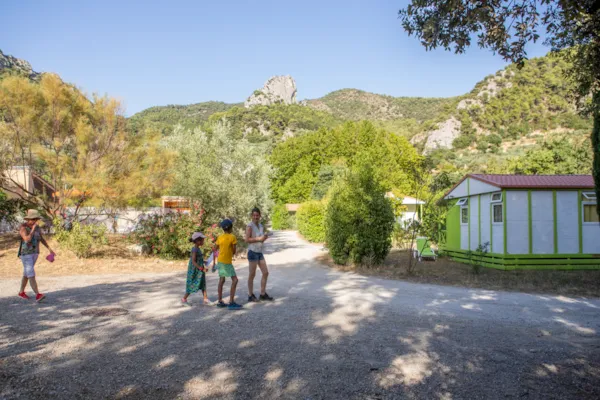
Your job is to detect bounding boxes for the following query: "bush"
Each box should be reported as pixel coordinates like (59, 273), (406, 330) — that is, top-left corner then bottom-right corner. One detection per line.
(54, 220), (108, 258)
(297, 201), (326, 242)
(271, 203), (295, 230)
(452, 134), (475, 149)
(476, 138), (489, 153)
(325, 165), (395, 265)
(132, 206), (223, 259)
(0, 192), (25, 225)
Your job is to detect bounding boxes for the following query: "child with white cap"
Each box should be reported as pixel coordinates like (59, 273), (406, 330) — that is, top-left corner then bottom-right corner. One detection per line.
(182, 231), (210, 305)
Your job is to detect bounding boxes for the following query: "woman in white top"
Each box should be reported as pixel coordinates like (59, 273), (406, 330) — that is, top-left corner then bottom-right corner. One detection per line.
(245, 207), (273, 302)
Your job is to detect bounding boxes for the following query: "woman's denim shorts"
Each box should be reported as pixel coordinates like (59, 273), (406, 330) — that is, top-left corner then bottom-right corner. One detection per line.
(247, 250), (265, 262)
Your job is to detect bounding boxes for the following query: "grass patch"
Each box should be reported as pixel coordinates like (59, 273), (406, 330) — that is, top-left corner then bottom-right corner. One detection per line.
(317, 249), (600, 298)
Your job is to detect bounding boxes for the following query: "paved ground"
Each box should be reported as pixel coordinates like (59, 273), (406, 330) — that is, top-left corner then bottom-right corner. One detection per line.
(1, 231), (599, 399)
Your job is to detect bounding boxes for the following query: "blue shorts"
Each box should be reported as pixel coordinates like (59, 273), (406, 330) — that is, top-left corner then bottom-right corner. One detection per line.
(20, 254), (39, 278)
(247, 250), (265, 262)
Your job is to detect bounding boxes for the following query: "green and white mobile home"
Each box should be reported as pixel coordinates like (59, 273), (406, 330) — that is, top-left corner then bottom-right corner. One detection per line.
(442, 174), (600, 270)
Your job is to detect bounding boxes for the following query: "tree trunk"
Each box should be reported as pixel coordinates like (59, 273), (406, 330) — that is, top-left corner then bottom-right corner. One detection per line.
(593, 92), (600, 219)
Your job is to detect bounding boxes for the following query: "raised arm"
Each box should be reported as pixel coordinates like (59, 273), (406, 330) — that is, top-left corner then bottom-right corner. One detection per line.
(19, 224), (37, 243)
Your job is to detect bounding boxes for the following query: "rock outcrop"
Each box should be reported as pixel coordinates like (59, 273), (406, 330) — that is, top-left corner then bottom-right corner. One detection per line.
(245, 76), (297, 108)
(412, 116), (462, 153)
(0, 50), (40, 80)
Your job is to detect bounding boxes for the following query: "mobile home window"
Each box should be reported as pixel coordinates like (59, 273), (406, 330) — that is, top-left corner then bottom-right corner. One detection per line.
(461, 207), (469, 224)
(492, 204), (503, 223)
(582, 192), (597, 201)
(583, 204), (599, 223)
(490, 192), (502, 203)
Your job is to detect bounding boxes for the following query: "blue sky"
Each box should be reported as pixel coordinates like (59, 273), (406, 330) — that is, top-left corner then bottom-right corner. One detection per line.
(1, 0), (550, 116)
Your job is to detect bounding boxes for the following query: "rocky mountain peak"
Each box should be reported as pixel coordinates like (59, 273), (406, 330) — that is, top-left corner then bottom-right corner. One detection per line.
(245, 75), (297, 108)
(0, 50), (40, 80)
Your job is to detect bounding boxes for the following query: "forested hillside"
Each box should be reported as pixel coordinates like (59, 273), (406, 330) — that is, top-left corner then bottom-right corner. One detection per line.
(304, 89), (456, 122)
(128, 101), (239, 135)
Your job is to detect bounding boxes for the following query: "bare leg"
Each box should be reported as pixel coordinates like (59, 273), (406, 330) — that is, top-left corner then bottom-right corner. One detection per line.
(19, 277), (28, 293)
(247, 261), (258, 296)
(28, 277), (40, 295)
(258, 259), (269, 296)
(183, 292), (190, 300)
(218, 277), (225, 301)
(203, 290), (209, 303)
(230, 276), (238, 303)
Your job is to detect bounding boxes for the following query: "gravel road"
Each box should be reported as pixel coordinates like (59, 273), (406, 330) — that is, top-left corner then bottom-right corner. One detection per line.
(1, 231), (599, 399)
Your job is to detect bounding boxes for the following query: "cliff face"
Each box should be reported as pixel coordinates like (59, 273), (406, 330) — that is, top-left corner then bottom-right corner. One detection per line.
(245, 75), (297, 108)
(0, 50), (40, 80)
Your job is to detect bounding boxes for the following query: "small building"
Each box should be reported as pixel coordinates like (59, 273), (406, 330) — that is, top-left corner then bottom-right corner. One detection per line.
(385, 193), (425, 224)
(3, 166), (55, 200)
(285, 204), (300, 214)
(161, 196), (191, 212)
(442, 174), (600, 270)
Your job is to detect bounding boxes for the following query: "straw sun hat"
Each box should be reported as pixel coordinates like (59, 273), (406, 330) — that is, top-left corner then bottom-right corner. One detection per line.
(23, 209), (42, 220)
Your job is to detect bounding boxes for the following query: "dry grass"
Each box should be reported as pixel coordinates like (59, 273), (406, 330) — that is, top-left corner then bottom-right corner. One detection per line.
(0, 233), (183, 278)
(317, 249), (600, 298)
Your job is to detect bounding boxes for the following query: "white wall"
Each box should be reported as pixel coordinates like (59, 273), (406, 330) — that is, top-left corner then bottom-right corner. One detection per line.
(531, 191), (554, 254)
(397, 204), (419, 224)
(583, 224), (600, 253)
(450, 179), (469, 199)
(446, 177), (500, 199)
(469, 178), (502, 197)
(480, 195), (491, 249)
(469, 195), (480, 250)
(506, 191), (529, 254)
(556, 191), (579, 254)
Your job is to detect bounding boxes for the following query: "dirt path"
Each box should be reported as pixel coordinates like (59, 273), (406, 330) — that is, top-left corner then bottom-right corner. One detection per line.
(1, 231), (599, 399)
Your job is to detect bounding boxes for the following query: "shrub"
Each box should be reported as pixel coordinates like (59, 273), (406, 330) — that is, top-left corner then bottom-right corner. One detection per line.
(271, 203), (295, 230)
(0, 192), (25, 225)
(132, 206), (223, 259)
(54, 220), (108, 258)
(325, 164), (395, 265)
(476, 138), (489, 153)
(487, 133), (503, 146)
(452, 134), (475, 149)
(297, 201), (326, 242)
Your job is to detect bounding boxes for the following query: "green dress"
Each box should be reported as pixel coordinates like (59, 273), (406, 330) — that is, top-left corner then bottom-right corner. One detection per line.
(186, 247), (206, 294)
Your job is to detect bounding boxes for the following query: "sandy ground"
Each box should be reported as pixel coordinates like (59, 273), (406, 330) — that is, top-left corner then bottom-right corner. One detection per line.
(1, 231), (599, 399)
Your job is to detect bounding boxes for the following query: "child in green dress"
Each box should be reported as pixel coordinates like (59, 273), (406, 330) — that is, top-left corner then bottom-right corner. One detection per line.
(182, 232), (210, 305)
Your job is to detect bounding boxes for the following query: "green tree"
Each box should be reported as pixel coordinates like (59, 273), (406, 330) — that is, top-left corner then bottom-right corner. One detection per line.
(270, 121), (422, 203)
(399, 0), (600, 216)
(297, 200), (327, 243)
(325, 162), (395, 265)
(310, 163), (348, 200)
(164, 122), (272, 232)
(0, 74), (172, 216)
(507, 137), (592, 174)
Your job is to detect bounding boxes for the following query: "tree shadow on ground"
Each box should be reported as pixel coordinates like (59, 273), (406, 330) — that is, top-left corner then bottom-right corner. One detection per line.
(1, 233), (599, 399)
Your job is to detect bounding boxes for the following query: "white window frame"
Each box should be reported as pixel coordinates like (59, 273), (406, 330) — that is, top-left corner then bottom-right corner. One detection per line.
(582, 192), (597, 201)
(460, 206), (469, 225)
(492, 203), (503, 224)
(456, 198), (468, 206)
(490, 192), (502, 203)
(582, 201), (599, 224)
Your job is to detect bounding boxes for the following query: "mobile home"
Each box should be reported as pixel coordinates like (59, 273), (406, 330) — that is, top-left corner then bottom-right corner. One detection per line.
(442, 174), (600, 270)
